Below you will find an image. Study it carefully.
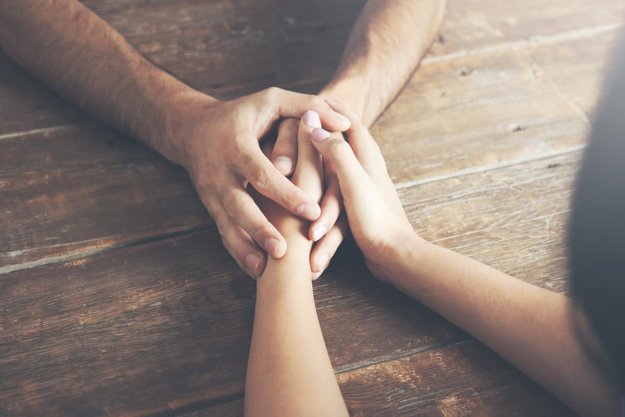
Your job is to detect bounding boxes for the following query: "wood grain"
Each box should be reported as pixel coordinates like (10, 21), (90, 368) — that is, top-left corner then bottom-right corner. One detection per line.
(0, 151), (579, 417)
(336, 340), (574, 417)
(1, 0), (622, 136)
(375, 30), (613, 183)
(0, 124), (208, 269)
(1, 1), (619, 415)
(181, 340), (575, 417)
(0, 29), (609, 268)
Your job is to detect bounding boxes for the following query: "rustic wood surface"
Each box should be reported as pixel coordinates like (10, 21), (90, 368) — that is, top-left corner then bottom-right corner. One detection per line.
(1, 0), (623, 416)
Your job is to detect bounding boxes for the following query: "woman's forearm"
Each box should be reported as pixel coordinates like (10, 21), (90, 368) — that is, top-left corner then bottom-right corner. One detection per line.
(388, 235), (620, 417)
(244, 232), (348, 417)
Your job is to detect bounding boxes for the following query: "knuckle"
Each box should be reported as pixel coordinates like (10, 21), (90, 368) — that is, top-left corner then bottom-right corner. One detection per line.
(222, 190), (243, 213)
(308, 94), (325, 109)
(252, 223), (274, 241)
(215, 218), (228, 237)
(274, 133), (296, 152)
(236, 150), (259, 174)
(196, 179), (216, 196)
(264, 86), (282, 99)
(329, 138), (350, 158)
(250, 166), (271, 190)
(278, 119), (298, 138)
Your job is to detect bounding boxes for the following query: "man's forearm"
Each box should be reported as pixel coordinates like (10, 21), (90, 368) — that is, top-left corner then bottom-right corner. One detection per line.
(322, 0), (445, 126)
(0, 0), (212, 164)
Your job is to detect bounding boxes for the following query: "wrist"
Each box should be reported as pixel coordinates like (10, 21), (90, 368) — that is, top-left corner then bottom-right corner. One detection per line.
(261, 229), (312, 280)
(320, 77), (370, 126)
(150, 85), (220, 167)
(380, 231), (429, 286)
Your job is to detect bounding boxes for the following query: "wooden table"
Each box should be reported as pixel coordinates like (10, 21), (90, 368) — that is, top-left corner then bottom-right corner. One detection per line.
(1, 1), (623, 416)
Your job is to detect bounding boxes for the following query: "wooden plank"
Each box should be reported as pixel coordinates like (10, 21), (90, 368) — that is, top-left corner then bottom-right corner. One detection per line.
(375, 30), (614, 183)
(0, 151), (579, 416)
(178, 400), (243, 417)
(0, 33), (613, 268)
(1, 0), (622, 136)
(0, 30), (604, 267)
(0, 52), (86, 137)
(187, 341), (574, 417)
(398, 151), (580, 293)
(0, 124), (209, 269)
(430, 0), (625, 58)
(336, 340), (573, 417)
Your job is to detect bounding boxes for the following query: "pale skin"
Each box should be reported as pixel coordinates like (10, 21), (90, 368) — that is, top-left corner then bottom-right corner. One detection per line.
(245, 111), (348, 417)
(245, 110), (622, 417)
(0, 0), (445, 278)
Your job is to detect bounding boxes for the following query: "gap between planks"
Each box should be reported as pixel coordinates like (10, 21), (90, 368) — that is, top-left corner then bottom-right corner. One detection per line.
(422, 21), (623, 65)
(166, 338), (472, 417)
(0, 225), (211, 275)
(0, 122), (95, 142)
(0, 144), (586, 275)
(395, 144), (586, 191)
(0, 21), (620, 142)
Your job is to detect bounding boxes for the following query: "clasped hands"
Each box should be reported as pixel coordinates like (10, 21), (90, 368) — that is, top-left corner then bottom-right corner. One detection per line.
(171, 87), (416, 281)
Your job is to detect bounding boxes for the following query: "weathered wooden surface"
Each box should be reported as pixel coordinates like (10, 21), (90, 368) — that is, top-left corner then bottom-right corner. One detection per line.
(0, 28), (614, 270)
(1, 0), (622, 416)
(1, 151), (579, 416)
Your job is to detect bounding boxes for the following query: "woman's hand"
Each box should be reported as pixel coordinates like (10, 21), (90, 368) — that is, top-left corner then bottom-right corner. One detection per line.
(308, 118), (420, 282)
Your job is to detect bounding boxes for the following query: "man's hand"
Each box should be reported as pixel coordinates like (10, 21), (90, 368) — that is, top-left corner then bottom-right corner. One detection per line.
(170, 88), (350, 278)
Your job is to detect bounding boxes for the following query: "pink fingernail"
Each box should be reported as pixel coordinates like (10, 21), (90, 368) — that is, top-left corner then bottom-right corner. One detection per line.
(245, 253), (262, 276)
(312, 128), (331, 142)
(273, 156), (294, 175)
(312, 225), (327, 242)
(315, 254), (329, 273)
(303, 110), (321, 128)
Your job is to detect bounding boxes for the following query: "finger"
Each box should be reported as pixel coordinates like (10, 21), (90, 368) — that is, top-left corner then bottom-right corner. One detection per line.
(272, 118), (299, 176)
(197, 190), (266, 277)
(242, 147), (321, 220)
(268, 87), (351, 132)
(310, 216), (349, 278)
(323, 97), (360, 124)
(221, 221), (268, 279)
(321, 99), (389, 178)
(310, 128), (376, 208)
(291, 110), (324, 201)
(221, 186), (288, 259)
(310, 169), (342, 242)
(346, 121), (390, 181)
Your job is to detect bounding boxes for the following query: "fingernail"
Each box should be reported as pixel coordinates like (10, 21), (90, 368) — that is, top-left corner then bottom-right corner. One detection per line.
(315, 254), (329, 273)
(312, 128), (331, 142)
(245, 253), (262, 276)
(273, 156), (294, 175)
(303, 110), (321, 128)
(312, 225), (327, 242)
(265, 238), (285, 258)
(297, 203), (321, 220)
